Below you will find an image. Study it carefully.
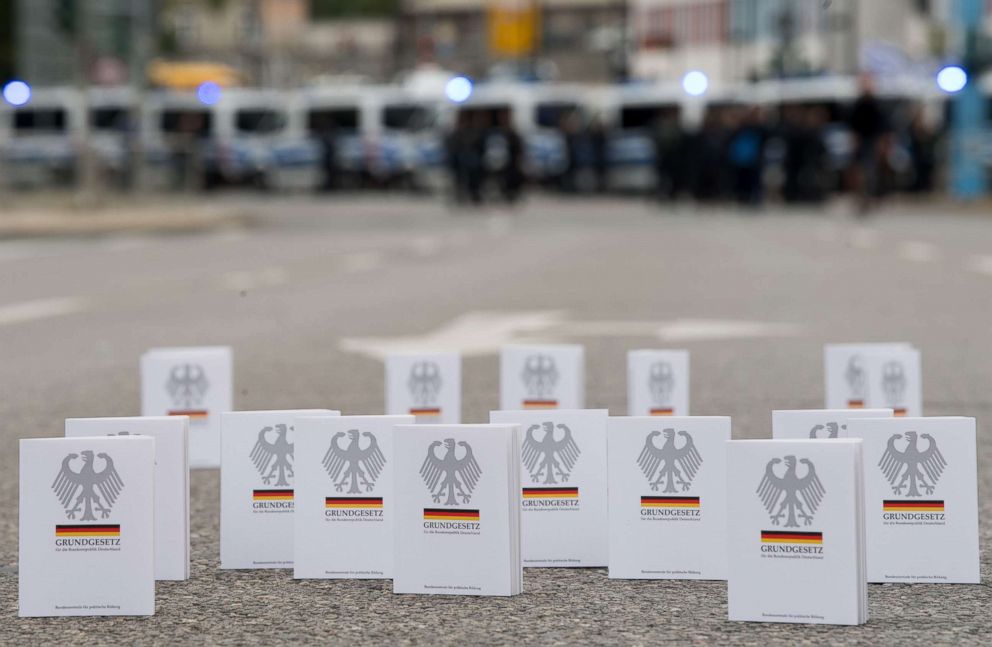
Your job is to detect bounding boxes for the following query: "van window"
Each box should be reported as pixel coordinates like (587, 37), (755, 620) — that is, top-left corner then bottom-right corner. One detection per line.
(383, 104), (432, 131)
(307, 108), (359, 133)
(535, 102), (578, 128)
(236, 109), (286, 134)
(92, 107), (129, 131)
(160, 109), (212, 137)
(13, 108), (67, 133)
(619, 105), (679, 130)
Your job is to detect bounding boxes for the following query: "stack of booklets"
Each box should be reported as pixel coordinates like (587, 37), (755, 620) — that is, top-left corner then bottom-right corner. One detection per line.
(141, 346), (233, 468)
(500, 344), (584, 410)
(627, 349), (690, 416)
(607, 416), (729, 580)
(490, 409), (608, 567)
(772, 408), (893, 439)
(293, 414), (414, 579)
(848, 416), (980, 584)
(824, 343), (921, 416)
(220, 409), (338, 569)
(393, 424), (522, 596)
(19, 436), (156, 616)
(386, 352), (461, 423)
(727, 439), (867, 625)
(65, 416), (190, 581)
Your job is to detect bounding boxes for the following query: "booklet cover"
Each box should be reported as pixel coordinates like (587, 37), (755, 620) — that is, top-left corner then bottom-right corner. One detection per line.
(727, 439), (866, 625)
(20, 436), (156, 617)
(824, 343), (921, 416)
(393, 424), (522, 596)
(848, 417), (980, 584)
(490, 409), (607, 567)
(220, 409), (338, 569)
(608, 416), (730, 580)
(386, 353), (461, 423)
(65, 416), (190, 581)
(627, 350), (690, 416)
(294, 414), (414, 579)
(500, 344), (584, 411)
(772, 409), (893, 439)
(141, 346), (232, 469)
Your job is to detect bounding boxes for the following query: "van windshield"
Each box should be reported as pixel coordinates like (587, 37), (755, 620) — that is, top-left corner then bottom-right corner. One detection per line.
(383, 104), (433, 131)
(236, 109), (286, 134)
(13, 108), (67, 133)
(160, 109), (213, 137)
(92, 107), (129, 131)
(307, 108), (360, 133)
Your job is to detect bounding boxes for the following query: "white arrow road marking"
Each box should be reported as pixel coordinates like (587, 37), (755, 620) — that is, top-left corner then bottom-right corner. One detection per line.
(340, 311), (800, 360)
(653, 319), (801, 342)
(0, 297), (88, 326)
(340, 310), (566, 360)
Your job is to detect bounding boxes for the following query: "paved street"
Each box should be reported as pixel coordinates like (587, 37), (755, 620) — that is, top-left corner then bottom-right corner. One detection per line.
(0, 195), (989, 644)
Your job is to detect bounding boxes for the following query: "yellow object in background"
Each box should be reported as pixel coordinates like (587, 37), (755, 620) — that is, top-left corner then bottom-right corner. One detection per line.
(488, 0), (540, 58)
(147, 61), (243, 90)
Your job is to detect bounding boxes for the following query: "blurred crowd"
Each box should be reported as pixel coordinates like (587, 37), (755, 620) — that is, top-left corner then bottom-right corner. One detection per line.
(442, 78), (940, 213)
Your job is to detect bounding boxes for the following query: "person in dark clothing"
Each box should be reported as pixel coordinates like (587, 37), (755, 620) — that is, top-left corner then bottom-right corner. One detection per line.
(728, 106), (766, 206)
(907, 108), (937, 194)
(847, 74), (890, 214)
(559, 111), (583, 193)
(653, 112), (684, 201)
(445, 112), (485, 205)
(693, 111), (730, 202)
(496, 111), (525, 203)
(588, 116), (609, 193)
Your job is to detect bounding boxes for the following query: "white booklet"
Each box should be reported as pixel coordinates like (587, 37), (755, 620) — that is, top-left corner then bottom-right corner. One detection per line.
(608, 416), (730, 580)
(824, 343), (921, 416)
(386, 352), (461, 423)
(848, 416), (980, 584)
(393, 424), (522, 596)
(727, 439), (867, 625)
(772, 409), (893, 439)
(627, 349), (689, 416)
(65, 416), (190, 580)
(294, 414), (414, 579)
(141, 346), (233, 468)
(490, 409), (607, 567)
(20, 436), (156, 617)
(220, 409), (338, 569)
(500, 344), (584, 411)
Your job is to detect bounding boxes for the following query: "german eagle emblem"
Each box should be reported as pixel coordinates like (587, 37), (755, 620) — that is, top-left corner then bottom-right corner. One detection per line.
(52, 451), (124, 521)
(522, 354), (558, 398)
(420, 438), (482, 505)
(250, 424), (294, 487)
(757, 456), (824, 527)
(522, 422), (580, 484)
(637, 429), (702, 493)
(408, 361), (442, 407)
(809, 422), (844, 439)
(879, 431), (946, 496)
(323, 430), (386, 493)
(165, 362), (209, 408)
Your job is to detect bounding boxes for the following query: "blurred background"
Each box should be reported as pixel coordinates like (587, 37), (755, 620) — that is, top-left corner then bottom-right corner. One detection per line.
(0, 0), (989, 209)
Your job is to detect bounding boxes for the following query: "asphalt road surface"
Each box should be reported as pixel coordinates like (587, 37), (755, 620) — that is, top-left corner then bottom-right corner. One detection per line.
(1, 195), (989, 645)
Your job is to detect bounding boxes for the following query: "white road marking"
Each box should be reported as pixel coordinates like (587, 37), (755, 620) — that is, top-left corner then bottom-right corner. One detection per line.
(966, 254), (992, 275)
(0, 297), (88, 326)
(655, 319), (801, 342)
(341, 311), (799, 359)
(340, 310), (566, 359)
(898, 241), (938, 263)
(218, 266), (288, 291)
